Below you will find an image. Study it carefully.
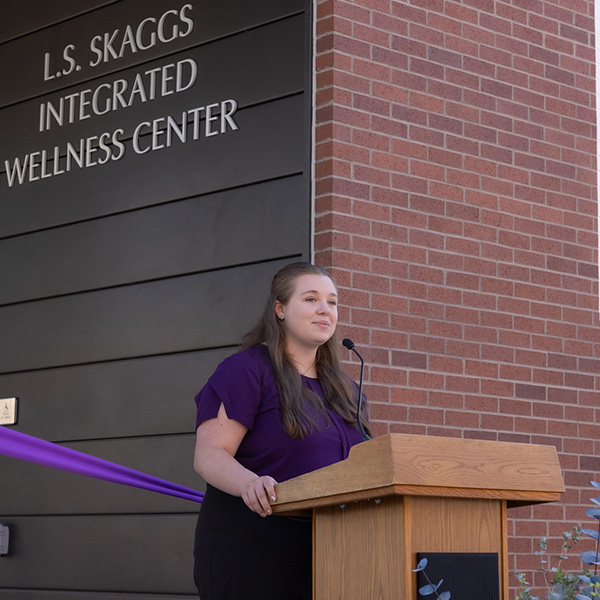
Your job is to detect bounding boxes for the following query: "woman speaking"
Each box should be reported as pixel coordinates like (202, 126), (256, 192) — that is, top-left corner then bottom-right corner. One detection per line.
(193, 262), (370, 599)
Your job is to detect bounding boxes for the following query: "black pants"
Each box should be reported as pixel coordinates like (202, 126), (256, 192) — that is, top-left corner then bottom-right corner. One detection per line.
(194, 485), (312, 600)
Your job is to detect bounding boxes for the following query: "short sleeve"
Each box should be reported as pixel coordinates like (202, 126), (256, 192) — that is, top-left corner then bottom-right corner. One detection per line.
(194, 348), (266, 430)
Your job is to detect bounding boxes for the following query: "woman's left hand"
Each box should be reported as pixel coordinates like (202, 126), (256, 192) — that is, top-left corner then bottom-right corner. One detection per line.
(241, 475), (278, 517)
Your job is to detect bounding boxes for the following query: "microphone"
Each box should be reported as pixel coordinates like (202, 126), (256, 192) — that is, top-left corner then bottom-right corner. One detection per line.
(342, 338), (371, 441)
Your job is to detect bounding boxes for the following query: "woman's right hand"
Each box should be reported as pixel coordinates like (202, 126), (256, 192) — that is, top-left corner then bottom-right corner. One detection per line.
(195, 403), (278, 516)
(241, 475), (278, 517)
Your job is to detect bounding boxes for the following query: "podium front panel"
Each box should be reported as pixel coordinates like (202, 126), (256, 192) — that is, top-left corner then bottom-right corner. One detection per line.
(313, 496), (407, 600)
(312, 495), (507, 600)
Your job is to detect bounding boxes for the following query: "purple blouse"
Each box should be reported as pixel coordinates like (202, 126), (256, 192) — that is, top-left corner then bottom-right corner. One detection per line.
(194, 344), (364, 483)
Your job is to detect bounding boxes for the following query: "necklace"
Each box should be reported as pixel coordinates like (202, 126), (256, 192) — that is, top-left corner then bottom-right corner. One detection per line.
(298, 360), (315, 376)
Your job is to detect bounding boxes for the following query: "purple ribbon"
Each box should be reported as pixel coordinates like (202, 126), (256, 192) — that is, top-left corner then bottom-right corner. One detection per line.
(0, 426), (204, 503)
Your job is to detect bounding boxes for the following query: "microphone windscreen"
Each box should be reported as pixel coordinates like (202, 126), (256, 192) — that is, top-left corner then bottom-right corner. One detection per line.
(342, 338), (355, 350)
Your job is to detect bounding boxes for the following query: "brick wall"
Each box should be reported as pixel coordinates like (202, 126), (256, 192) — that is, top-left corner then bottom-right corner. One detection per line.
(314, 0), (599, 591)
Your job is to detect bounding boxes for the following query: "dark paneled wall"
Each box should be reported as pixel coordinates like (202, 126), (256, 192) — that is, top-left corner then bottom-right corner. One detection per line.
(0, 1), (311, 598)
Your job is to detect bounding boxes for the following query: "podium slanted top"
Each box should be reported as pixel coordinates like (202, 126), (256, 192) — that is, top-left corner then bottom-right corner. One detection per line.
(272, 433), (565, 513)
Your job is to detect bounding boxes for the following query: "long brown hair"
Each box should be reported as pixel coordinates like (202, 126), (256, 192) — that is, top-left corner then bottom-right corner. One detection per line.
(241, 262), (371, 439)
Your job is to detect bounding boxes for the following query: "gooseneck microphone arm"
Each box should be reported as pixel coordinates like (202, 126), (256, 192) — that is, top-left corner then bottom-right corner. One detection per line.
(342, 338), (371, 441)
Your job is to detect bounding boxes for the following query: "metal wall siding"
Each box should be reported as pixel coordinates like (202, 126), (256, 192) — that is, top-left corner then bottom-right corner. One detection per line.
(0, 0), (311, 595)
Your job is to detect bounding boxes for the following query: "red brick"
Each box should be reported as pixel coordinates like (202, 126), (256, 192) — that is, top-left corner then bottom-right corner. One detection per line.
(371, 151), (409, 173)
(428, 320), (463, 339)
(561, 22), (590, 44)
(445, 410), (480, 428)
(429, 148), (463, 168)
(352, 236), (390, 257)
(314, 158), (351, 179)
(481, 413), (514, 431)
(370, 403), (408, 423)
(410, 160), (446, 181)
(350, 307), (390, 328)
(395, 224), (431, 250)
(333, 33), (371, 58)
(434, 182), (466, 203)
(515, 416), (547, 434)
(352, 22), (390, 47)
(426, 286), (462, 305)
(464, 155), (496, 177)
(352, 164), (390, 186)
(370, 366), (408, 386)
(428, 215), (462, 235)
(327, 249), (371, 271)
(352, 272), (391, 294)
(465, 325), (499, 344)
(314, 230), (351, 251)
(429, 250), (463, 270)
(445, 305), (478, 324)
(330, 213), (371, 234)
(409, 406), (445, 425)
(392, 350), (427, 369)
(372, 292), (408, 314)
(480, 311), (512, 329)
(479, 243), (513, 264)
(352, 58), (391, 82)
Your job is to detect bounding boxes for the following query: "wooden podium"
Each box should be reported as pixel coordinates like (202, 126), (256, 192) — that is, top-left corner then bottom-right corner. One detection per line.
(272, 434), (564, 600)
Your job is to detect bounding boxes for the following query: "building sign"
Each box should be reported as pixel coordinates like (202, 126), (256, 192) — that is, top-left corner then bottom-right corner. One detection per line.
(4, 3), (240, 188)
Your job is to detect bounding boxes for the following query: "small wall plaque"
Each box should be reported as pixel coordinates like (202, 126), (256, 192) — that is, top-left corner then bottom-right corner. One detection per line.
(0, 524), (9, 556)
(0, 397), (17, 426)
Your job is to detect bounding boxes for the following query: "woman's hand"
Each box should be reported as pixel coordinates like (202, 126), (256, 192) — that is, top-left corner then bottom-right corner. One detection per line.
(241, 475), (278, 517)
(194, 403), (278, 515)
